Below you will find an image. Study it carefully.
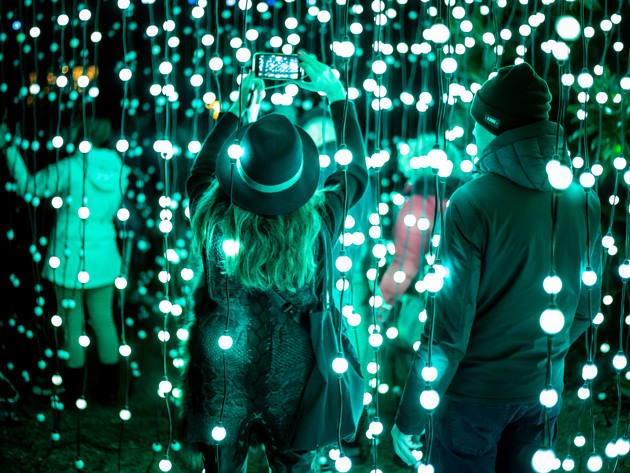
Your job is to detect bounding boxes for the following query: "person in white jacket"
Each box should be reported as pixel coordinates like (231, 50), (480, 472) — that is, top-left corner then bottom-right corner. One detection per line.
(1, 118), (130, 405)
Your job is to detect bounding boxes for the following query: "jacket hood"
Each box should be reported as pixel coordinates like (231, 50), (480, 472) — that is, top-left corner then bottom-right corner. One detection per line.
(85, 148), (129, 192)
(476, 120), (567, 191)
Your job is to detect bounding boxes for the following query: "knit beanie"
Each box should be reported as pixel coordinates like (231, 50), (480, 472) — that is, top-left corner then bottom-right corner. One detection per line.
(471, 62), (552, 135)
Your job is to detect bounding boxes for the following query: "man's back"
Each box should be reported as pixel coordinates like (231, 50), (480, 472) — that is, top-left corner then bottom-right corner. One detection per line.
(446, 172), (600, 402)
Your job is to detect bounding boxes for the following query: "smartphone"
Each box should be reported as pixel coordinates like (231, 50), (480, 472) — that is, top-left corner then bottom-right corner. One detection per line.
(253, 52), (304, 81)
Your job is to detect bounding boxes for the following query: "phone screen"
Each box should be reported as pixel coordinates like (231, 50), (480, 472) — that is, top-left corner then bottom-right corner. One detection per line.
(254, 53), (302, 81)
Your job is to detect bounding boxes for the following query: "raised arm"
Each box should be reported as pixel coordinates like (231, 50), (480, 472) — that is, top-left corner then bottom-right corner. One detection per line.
(5, 144), (74, 198)
(295, 52), (368, 238)
(186, 74), (264, 215)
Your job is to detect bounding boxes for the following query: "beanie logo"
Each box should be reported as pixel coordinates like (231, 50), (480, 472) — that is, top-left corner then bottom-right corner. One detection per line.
(484, 114), (501, 129)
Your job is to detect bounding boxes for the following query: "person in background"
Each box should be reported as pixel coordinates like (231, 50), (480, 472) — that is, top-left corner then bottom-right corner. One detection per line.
(378, 136), (463, 344)
(183, 52), (367, 472)
(391, 62), (602, 472)
(1, 117), (130, 406)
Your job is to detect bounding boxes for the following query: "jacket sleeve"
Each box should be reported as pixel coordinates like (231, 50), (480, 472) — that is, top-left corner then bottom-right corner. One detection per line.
(186, 111), (239, 216)
(5, 145), (74, 198)
(570, 190), (602, 345)
(395, 191), (483, 435)
(320, 100), (368, 239)
(380, 194), (436, 306)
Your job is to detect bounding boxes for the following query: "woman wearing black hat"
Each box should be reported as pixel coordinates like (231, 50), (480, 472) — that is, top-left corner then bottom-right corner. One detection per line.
(183, 53), (368, 472)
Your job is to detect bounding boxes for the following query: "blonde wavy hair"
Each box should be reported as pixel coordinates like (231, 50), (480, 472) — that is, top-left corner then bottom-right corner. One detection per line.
(190, 180), (338, 293)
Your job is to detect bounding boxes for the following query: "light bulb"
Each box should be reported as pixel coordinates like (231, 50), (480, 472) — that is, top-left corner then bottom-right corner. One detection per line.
(421, 366), (438, 382)
(211, 425), (227, 442)
(539, 388), (559, 408)
(612, 352), (627, 371)
(540, 308), (565, 335)
(218, 334), (233, 350)
(556, 16), (581, 40)
(419, 389), (440, 410)
(531, 448), (556, 473)
(582, 268), (597, 287)
(543, 275), (562, 294)
(586, 453), (602, 472)
(332, 356), (348, 374)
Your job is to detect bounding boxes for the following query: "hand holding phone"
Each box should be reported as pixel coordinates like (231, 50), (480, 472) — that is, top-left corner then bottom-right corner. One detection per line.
(293, 52), (346, 102)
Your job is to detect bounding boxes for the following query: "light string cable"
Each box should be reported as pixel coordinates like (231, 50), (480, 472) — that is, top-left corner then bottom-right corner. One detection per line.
(159, 0), (175, 469)
(15, 0), (48, 404)
(74, 1), (95, 463)
(365, 0), (389, 469)
(211, 0), (252, 465)
(625, 38), (630, 448)
(392, 0), (426, 352)
(331, 0), (353, 461)
(612, 3), (628, 471)
(49, 0), (68, 441)
(423, 0), (452, 466)
(116, 2), (133, 471)
(143, 1), (167, 467)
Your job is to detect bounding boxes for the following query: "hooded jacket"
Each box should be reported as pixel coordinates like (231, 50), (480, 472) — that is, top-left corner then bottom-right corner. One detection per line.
(395, 120), (602, 435)
(7, 146), (130, 289)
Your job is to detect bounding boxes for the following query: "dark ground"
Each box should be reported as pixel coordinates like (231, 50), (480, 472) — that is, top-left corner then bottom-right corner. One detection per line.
(1, 341), (629, 473)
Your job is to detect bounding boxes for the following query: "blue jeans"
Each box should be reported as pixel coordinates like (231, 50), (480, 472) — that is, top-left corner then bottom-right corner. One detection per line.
(429, 395), (562, 473)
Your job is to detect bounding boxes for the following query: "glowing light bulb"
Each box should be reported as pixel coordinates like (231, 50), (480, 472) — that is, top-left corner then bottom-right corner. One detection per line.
(577, 71), (594, 89)
(115, 277), (127, 290)
(158, 458), (172, 472)
(586, 454), (602, 472)
(616, 437), (630, 456)
(612, 352), (627, 371)
(51, 315), (62, 327)
(78, 206), (90, 219)
(334, 148), (353, 165)
(546, 160), (573, 190)
(211, 425), (227, 442)
(582, 268), (597, 287)
(371, 59), (387, 75)
(335, 255), (352, 273)
(419, 389), (440, 410)
(543, 275), (562, 294)
(335, 455), (352, 472)
(119, 344), (131, 357)
(424, 270), (444, 293)
(119, 409), (131, 421)
(539, 308), (565, 335)
(368, 332), (383, 348)
(556, 16), (581, 40)
(539, 388), (559, 408)
(579, 172), (595, 188)
(218, 334), (233, 350)
(582, 363), (598, 381)
(332, 356), (348, 374)
(531, 448), (556, 473)
(619, 261), (630, 279)
(577, 386), (590, 400)
(227, 143), (244, 160)
(421, 366), (438, 382)
(430, 23), (450, 43)
(76, 398), (87, 410)
(368, 418), (384, 437)
(574, 434), (586, 447)
(159, 379), (172, 394)
(562, 456), (575, 471)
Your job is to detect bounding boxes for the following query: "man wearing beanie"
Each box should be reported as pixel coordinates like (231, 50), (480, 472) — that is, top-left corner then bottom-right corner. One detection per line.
(391, 62), (602, 472)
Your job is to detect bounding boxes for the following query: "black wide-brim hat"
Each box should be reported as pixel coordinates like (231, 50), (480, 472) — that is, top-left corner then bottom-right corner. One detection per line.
(216, 113), (320, 217)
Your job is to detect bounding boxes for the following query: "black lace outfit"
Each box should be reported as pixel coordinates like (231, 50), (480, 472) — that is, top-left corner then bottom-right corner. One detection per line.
(183, 100), (367, 472)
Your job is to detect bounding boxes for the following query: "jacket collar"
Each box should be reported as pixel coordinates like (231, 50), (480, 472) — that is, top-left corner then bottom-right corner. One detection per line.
(476, 120), (567, 191)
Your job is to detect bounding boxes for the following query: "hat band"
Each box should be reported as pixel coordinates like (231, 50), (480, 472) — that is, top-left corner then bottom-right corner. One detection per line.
(236, 157), (304, 194)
